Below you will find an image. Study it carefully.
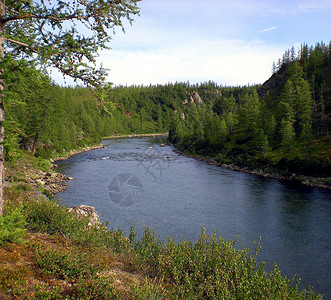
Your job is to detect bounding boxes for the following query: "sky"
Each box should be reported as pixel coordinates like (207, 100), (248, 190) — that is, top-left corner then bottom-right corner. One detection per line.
(53, 0), (331, 87)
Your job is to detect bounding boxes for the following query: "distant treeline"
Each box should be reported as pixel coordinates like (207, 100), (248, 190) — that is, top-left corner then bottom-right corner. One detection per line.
(4, 63), (255, 159)
(169, 41), (331, 176)
(4, 42), (331, 176)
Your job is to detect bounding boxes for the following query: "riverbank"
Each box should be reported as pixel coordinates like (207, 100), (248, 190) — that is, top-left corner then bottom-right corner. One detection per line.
(52, 144), (105, 162)
(173, 149), (331, 190)
(2, 139), (325, 298)
(5, 144), (106, 195)
(103, 133), (168, 139)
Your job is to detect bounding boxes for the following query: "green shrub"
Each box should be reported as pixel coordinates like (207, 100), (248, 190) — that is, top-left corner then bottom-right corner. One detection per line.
(33, 285), (62, 300)
(0, 265), (29, 296)
(0, 206), (26, 245)
(34, 247), (102, 280)
(24, 198), (132, 253)
(72, 276), (120, 299)
(131, 228), (322, 299)
(24, 198), (88, 237)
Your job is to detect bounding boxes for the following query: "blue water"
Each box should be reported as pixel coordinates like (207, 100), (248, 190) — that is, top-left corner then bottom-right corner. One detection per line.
(55, 137), (331, 298)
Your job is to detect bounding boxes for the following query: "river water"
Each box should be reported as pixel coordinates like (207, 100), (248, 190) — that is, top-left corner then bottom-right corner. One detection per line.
(55, 137), (331, 298)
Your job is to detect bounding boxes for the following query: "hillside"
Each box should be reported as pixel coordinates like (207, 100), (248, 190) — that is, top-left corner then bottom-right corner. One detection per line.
(169, 42), (331, 186)
(5, 43), (331, 186)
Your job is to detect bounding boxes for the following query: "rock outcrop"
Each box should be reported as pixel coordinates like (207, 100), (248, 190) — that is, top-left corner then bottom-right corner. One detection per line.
(191, 91), (203, 105)
(257, 64), (288, 100)
(67, 205), (101, 227)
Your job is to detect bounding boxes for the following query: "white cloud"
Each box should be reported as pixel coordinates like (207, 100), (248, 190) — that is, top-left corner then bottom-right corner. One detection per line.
(297, 0), (331, 12)
(260, 26), (277, 33)
(97, 39), (285, 86)
(49, 0), (331, 87)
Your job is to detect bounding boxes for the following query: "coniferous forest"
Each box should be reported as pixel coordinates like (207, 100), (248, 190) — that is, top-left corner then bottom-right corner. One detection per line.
(1, 34), (331, 298)
(5, 2), (331, 299)
(5, 42), (331, 179)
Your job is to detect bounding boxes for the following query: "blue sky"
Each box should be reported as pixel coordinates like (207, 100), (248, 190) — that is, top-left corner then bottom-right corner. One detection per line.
(54, 0), (331, 86)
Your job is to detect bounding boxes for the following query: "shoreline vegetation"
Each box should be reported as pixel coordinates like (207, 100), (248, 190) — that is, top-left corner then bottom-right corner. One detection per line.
(52, 144), (105, 162)
(2, 149), (324, 299)
(173, 148), (331, 190)
(103, 133), (169, 139)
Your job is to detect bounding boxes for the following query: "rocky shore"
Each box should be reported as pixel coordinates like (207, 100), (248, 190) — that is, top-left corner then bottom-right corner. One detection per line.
(67, 205), (101, 228)
(5, 144), (105, 195)
(53, 144), (105, 162)
(103, 133), (168, 139)
(27, 169), (72, 194)
(38, 144), (105, 193)
(173, 149), (331, 190)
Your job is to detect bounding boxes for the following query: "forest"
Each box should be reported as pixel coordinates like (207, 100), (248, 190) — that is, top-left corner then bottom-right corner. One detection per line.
(4, 41), (331, 178)
(0, 7), (330, 293)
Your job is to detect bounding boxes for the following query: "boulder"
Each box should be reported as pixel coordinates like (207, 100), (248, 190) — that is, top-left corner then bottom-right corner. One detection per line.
(67, 205), (101, 228)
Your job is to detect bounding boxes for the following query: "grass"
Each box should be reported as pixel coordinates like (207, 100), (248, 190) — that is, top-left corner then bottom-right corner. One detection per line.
(0, 157), (324, 299)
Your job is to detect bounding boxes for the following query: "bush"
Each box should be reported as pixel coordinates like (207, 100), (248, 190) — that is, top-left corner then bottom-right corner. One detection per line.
(34, 247), (103, 280)
(0, 207), (26, 245)
(24, 198), (88, 237)
(131, 228), (321, 299)
(24, 198), (132, 252)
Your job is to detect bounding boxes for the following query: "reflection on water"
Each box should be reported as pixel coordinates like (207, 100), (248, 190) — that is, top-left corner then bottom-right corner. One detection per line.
(55, 137), (331, 297)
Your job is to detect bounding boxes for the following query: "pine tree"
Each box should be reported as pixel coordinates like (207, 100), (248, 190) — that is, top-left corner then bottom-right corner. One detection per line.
(281, 118), (296, 159)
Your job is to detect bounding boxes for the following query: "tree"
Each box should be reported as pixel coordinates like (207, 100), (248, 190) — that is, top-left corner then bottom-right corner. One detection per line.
(296, 79), (313, 158)
(221, 95), (237, 135)
(0, 0), (140, 215)
(280, 118), (295, 159)
(241, 90), (261, 138)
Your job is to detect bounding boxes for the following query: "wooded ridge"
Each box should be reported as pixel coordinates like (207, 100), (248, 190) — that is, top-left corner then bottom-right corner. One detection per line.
(4, 41), (330, 185)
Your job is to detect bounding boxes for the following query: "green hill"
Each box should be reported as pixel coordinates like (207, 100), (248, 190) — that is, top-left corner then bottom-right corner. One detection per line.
(169, 42), (331, 185)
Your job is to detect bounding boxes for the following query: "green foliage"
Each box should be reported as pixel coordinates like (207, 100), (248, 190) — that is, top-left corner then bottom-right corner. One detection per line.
(34, 247), (104, 280)
(2, 1), (140, 86)
(169, 41), (331, 177)
(281, 118), (296, 159)
(130, 228), (320, 299)
(33, 285), (62, 300)
(72, 276), (120, 299)
(24, 198), (132, 253)
(24, 198), (89, 237)
(1, 193), (320, 299)
(0, 264), (30, 296)
(0, 206), (26, 245)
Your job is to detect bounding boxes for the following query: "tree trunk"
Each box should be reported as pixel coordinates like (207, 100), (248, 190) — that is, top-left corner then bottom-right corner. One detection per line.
(0, 0), (5, 215)
(31, 132), (39, 154)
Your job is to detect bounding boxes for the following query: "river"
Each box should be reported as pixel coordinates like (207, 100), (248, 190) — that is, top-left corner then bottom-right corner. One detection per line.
(55, 137), (331, 298)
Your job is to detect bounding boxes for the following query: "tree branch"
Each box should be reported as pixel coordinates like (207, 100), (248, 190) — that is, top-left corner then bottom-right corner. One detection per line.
(6, 38), (38, 53)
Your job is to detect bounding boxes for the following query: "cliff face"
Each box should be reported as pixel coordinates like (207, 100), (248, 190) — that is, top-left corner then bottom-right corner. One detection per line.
(257, 61), (331, 132)
(257, 64), (288, 101)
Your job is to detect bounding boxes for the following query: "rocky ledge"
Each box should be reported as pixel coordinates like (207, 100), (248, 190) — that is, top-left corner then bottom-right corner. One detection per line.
(38, 144), (105, 193)
(27, 170), (72, 194)
(67, 205), (101, 228)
